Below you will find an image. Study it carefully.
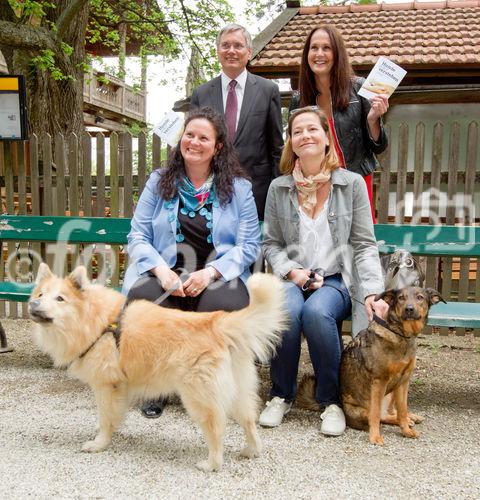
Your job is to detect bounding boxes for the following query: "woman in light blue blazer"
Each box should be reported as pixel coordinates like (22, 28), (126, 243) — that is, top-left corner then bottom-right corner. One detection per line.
(122, 107), (261, 417)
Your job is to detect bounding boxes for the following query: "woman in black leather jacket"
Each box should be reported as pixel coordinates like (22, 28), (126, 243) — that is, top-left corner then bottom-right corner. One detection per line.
(290, 25), (389, 221)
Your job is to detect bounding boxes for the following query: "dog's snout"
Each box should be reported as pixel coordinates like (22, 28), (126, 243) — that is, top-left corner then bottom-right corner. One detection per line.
(29, 299), (41, 310)
(404, 303), (415, 316)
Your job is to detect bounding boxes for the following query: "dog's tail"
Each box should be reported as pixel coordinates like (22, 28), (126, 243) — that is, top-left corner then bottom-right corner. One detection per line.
(296, 374), (321, 411)
(219, 273), (288, 364)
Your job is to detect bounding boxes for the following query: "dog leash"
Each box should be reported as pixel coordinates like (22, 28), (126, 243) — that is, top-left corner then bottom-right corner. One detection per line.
(153, 269), (190, 305)
(372, 314), (412, 339)
(69, 273), (191, 367)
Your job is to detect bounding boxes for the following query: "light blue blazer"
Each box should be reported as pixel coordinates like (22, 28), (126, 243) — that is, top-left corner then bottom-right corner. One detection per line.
(122, 170), (261, 295)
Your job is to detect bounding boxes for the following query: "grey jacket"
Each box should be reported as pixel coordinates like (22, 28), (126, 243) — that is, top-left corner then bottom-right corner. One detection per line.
(262, 168), (384, 335)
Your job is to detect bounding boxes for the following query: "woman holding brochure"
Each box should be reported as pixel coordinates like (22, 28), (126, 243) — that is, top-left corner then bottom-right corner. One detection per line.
(290, 25), (389, 220)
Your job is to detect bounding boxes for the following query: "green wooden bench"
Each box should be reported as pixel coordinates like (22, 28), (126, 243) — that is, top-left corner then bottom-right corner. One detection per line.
(0, 216), (479, 351)
(375, 224), (480, 329)
(0, 215), (131, 352)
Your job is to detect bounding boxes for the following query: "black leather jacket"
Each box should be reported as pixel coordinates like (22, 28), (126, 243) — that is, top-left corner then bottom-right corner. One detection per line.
(289, 77), (388, 176)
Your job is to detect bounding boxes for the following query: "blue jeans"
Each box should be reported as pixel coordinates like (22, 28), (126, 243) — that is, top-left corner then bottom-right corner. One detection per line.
(270, 274), (352, 406)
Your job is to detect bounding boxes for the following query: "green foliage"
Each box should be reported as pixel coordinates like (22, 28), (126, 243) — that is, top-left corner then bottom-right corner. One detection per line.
(31, 49), (74, 81)
(431, 343), (441, 354)
(60, 42), (73, 56)
(5, 0), (234, 88)
(87, 0), (234, 80)
(7, 0), (56, 19)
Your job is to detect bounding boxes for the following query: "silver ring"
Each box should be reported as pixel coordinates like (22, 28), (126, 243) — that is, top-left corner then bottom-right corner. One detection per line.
(193, 288), (198, 293)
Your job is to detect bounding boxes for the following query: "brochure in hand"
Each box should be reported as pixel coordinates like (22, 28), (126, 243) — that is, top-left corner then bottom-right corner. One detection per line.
(358, 56), (407, 100)
(153, 111), (184, 147)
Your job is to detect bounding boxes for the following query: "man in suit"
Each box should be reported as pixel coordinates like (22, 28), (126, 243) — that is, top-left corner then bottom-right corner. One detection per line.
(190, 24), (284, 220)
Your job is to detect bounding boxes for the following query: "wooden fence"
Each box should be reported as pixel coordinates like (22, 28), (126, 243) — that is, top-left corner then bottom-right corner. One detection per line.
(0, 121), (479, 332)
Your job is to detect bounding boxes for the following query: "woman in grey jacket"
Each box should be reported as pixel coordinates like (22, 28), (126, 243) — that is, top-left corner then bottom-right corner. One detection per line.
(259, 107), (388, 436)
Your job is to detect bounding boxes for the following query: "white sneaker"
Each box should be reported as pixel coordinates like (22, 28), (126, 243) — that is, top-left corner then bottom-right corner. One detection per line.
(259, 397), (292, 427)
(320, 404), (346, 436)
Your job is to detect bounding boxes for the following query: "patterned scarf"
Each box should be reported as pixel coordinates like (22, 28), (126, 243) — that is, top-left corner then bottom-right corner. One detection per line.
(178, 174), (215, 212)
(292, 159), (331, 218)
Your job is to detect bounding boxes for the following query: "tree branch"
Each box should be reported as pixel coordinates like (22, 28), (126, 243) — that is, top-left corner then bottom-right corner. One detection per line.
(0, 20), (56, 51)
(178, 0), (211, 66)
(56, 0), (90, 39)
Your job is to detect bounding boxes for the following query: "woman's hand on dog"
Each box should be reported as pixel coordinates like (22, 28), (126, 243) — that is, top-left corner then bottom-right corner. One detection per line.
(153, 265), (186, 297)
(183, 268), (217, 297)
(365, 294), (389, 321)
(288, 268), (324, 291)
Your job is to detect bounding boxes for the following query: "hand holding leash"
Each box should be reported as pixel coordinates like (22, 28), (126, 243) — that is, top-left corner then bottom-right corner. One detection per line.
(365, 295), (389, 321)
(153, 265), (185, 297)
(288, 268), (324, 291)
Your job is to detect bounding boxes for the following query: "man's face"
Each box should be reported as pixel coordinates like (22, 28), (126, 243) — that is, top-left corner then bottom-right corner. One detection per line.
(217, 30), (252, 79)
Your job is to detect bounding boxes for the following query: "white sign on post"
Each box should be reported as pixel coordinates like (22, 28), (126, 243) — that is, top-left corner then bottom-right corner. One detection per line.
(358, 57), (407, 100)
(153, 111), (184, 147)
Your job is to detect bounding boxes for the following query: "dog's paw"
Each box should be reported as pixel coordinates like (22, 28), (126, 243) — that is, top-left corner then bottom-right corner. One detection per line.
(408, 412), (424, 425)
(81, 439), (109, 453)
(369, 434), (385, 446)
(195, 460), (222, 472)
(402, 427), (420, 439)
(240, 446), (261, 459)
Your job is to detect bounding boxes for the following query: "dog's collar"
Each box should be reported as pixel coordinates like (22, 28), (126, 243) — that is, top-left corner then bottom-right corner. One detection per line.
(69, 319), (122, 367)
(373, 314), (412, 339)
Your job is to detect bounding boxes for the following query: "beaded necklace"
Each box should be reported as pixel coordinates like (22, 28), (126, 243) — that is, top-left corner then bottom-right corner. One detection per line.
(165, 175), (219, 244)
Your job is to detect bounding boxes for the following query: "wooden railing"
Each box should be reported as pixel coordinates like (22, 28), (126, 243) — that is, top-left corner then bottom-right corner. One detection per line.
(83, 70), (146, 123)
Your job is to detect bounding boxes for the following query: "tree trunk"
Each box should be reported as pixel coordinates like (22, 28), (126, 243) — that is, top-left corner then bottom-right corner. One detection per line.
(3, 1), (90, 138)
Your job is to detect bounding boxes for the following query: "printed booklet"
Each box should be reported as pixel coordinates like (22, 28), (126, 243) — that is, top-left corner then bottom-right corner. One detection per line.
(153, 111), (183, 147)
(358, 56), (407, 100)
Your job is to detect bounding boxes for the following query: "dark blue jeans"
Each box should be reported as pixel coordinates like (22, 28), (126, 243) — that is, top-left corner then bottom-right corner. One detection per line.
(270, 274), (352, 406)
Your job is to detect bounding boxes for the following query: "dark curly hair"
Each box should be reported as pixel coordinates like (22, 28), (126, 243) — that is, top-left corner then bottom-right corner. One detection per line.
(158, 107), (248, 207)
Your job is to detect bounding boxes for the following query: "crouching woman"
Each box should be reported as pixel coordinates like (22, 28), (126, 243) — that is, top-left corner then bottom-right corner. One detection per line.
(260, 106), (387, 435)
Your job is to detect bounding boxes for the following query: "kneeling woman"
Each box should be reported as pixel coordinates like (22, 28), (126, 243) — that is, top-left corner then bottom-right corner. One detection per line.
(122, 107), (261, 417)
(260, 107), (387, 435)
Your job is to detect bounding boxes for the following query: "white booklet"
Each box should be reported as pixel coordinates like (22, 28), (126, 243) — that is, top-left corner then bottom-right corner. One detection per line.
(153, 111), (184, 147)
(358, 56), (407, 100)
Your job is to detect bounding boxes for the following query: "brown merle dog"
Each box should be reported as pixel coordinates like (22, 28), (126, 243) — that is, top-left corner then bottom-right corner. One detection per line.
(297, 286), (445, 445)
(340, 286), (445, 445)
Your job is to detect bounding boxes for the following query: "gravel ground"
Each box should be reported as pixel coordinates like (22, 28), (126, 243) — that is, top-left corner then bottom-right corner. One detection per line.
(0, 319), (479, 499)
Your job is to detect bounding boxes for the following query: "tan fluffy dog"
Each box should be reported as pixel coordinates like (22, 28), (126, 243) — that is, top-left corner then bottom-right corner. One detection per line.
(29, 263), (287, 471)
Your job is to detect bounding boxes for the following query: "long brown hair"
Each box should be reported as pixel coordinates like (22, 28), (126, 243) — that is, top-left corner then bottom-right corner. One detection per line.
(280, 107), (339, 175)
(298, 25), (354, 111)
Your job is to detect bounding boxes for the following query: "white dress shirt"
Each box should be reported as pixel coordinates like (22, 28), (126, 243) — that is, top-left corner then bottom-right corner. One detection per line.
(220, 70), (248, 128)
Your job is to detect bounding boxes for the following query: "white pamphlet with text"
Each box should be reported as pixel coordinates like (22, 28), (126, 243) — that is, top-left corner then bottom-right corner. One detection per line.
(153, 111), (183, 147)
(358, 57), (407, 100)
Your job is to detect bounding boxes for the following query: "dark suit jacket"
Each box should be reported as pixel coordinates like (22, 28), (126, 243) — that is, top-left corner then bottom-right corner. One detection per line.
(190, 71), (284, 219)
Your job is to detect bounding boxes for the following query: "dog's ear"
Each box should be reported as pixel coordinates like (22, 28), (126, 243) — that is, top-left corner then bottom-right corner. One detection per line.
(424, 288), (446, 305)
(375, 289), (397, 305)
(35, 262), (53, 284)
(67, 266), (90, 290)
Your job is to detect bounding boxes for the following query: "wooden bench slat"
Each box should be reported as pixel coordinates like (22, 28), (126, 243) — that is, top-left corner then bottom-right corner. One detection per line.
(427, 302), (480, 328)
(0, 216), (130, 244)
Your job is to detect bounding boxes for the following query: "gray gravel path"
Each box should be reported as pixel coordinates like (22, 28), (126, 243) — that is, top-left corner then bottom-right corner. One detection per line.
(0, 319), (479, 499)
